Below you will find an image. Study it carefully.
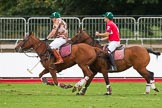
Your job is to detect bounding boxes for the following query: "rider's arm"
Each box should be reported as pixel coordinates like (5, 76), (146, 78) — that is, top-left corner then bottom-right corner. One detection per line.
(95, 31), (109, 37)
(100, 37), (108, 41)
(47, 23), (59, 39)
(47, 29), (56, 39)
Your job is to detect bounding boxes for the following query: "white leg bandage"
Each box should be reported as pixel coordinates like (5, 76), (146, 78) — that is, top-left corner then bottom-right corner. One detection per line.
(145, 83), (151, 93)
(75, 76), (89, 87)
(106, 85), (110, 88)
(150, 80), (156, 89)
(57, 83), (61, 87)
(106, 84), (112, 94)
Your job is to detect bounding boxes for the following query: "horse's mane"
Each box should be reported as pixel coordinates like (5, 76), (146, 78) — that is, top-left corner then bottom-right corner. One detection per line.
(81, 29), (96, 42)
(80, 29), (102, 48)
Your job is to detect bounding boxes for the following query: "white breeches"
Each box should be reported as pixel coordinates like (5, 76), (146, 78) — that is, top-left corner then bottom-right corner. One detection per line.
(107, 41), (120, 53)
(49, 37), (66, 49)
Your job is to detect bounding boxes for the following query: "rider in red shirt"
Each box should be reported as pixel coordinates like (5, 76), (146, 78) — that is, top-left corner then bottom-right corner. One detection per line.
(106, 20), (120, 41)
(96, 12), (120, 71)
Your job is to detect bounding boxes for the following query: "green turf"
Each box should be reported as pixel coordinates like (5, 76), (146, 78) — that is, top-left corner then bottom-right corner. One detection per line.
(0, 82), (161, 108)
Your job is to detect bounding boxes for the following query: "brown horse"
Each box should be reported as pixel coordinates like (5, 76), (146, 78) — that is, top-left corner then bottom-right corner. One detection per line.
(15, 32), (107, 92)
(71, 29), (160, 94)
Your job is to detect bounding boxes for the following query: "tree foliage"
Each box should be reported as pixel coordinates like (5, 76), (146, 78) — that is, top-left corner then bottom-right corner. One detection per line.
(0, 0), (55, 16)
(0, 0), (161, 16)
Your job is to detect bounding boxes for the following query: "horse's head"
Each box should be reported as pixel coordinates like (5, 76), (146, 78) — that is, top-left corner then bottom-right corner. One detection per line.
(15, 32), (37, 52)
(71, 29), (92, 44)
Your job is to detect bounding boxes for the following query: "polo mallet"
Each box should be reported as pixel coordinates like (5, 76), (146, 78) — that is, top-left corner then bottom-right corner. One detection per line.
(27, 61), (40, 74)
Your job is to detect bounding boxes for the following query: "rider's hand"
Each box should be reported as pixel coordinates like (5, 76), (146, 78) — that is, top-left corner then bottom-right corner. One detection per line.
(95, 31), (100, 36)
(96, 38), (101, 41)
(44, 38), (48, 41)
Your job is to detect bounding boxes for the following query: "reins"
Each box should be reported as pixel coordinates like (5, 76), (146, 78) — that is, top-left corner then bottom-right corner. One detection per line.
(24, 52), (39, 58)
(33, 41), (48, 57)
(23, 39), (50, 59)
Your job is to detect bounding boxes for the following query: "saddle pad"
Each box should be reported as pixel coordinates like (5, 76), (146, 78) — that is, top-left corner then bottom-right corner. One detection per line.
(114, 49), (124, 60)
(60, 44), (72, 57)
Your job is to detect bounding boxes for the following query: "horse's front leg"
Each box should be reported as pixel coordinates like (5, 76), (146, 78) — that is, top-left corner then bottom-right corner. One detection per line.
(49, 69), (73, 89)
(39, 69), (49, 78)
(76, 73), (96, 95)
(72, 65), (93, 93)
(39, 69), (54, 85)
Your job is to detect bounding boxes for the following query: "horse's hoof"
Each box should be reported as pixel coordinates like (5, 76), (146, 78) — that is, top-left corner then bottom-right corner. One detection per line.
(72, 86), (82, 93)
(78, 86), (82, 91)
(41, 77), (48, 84)
(72, 87), (77, 93)
(104, 92), (112, 95)
(76, 92), (85, 96)
(154, 88), (160, 92)
(76, 93), (79, 95)
(67, 84), (73, 88)
(64, 84), (73, 89)
(59, 83), (67, 89)
(144, 92), (150, 94)
(47, 82), (54, 86)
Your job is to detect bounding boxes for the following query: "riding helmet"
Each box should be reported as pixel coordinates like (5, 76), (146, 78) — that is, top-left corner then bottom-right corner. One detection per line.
(102, 12), (114, 20)
(50, 12), (61, 18)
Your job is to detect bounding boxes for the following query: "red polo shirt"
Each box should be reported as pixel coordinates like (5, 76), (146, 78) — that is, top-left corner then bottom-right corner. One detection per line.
(106, 20), (120, 41)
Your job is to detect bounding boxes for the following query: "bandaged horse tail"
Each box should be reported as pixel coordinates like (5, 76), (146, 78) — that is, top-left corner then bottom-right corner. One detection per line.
(146, 48), (161, 59)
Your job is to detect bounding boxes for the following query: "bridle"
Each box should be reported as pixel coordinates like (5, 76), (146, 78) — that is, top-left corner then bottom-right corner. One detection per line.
(18, 35), (50, 58)
(18, 35), (31, 51)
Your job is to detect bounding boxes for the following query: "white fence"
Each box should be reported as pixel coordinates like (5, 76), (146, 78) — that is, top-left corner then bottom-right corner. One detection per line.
(0, 17), (26, 40)
(137, 17), (162, 40)
(0, 53), (162, 78)
(82, 17), (136, 40)
(27, 17), (81, 39)
(1, 17), (162, 41)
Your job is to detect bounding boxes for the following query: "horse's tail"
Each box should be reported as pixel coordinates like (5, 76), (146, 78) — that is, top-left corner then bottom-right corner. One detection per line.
(146, 48), (161, 58)
(94, 47), (110, 65)
(94, 47), (109, 59)
(94, 47), (106, 54)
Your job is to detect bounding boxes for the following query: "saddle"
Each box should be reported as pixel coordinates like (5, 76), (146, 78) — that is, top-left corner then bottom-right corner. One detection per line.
(103, 45), (125, 60)
(59, 43), (72, 57)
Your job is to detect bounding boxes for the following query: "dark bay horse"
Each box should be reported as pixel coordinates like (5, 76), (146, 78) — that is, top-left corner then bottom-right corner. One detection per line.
(15, 32), (106, 92)
(71, 29), (160, 94)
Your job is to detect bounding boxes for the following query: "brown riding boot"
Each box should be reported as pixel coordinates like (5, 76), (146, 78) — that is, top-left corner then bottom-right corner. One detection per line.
(53, 49), (63, 64)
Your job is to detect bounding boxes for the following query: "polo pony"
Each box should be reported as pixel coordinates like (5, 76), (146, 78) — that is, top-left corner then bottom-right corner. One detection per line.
(15, 32), (111, 95)
(70, 29), (160, 95)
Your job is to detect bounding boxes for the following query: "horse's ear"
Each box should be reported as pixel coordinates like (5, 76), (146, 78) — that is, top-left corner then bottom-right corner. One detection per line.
(78, 27), (83, 33)
(25, 32), (31, 37)
(29, 32), (34, 36)
(25, 32), (34, 38)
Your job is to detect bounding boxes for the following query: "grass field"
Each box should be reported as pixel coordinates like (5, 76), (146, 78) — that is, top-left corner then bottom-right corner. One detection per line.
(0, 82), (161, 108)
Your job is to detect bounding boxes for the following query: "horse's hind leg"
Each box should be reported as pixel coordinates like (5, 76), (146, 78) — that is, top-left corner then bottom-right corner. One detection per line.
(147, 70), (159, 92)
(135, 67), (159, 94)
(144, 70), (159, 93)
(102, 72), (112, 95)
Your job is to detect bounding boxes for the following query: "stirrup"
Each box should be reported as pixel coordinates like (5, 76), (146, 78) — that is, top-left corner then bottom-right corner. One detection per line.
(108, 66), (117, 72)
